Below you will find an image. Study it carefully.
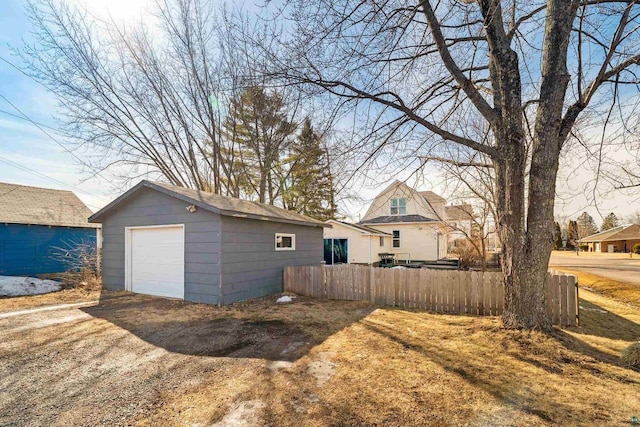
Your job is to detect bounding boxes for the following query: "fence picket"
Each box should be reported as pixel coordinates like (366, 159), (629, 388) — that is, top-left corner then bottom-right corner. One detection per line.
(283, 265), (576, 326)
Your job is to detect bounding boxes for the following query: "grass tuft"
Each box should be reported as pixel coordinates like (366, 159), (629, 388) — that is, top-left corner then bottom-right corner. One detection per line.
(621, 342), (640, 369)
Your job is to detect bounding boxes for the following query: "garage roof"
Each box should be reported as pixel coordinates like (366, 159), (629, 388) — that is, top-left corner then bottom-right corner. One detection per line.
(0, 182), (98, 228)
(89, 180), (329, 228)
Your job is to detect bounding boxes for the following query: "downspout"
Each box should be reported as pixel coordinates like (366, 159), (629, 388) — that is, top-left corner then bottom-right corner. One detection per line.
(218, 216), (224, 306)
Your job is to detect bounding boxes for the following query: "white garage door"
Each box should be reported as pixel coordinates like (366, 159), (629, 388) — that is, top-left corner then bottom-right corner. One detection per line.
(128, 225), (185, 299)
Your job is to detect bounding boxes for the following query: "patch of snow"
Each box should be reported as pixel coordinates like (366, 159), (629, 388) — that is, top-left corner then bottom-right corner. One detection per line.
(0, 276), (61, 297)
(276, 295), (294, 303)
(307, 352), (336, 386)
(391, 266), (407, 269)
(266, 360), (294, 370)
(212, 400), (265, 427)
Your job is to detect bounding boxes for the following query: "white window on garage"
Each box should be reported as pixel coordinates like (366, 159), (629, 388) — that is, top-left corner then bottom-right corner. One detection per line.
(275, 233), (296, 250)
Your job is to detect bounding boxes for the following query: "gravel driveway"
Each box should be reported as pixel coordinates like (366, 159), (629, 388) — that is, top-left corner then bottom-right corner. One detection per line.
(0, 292), (368, 426)
(549, 251), (640, 285)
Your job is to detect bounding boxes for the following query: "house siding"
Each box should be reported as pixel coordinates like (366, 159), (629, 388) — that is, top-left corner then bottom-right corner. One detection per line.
(366, 223), (440, 261)
(0, 224), (97, 276)
(99, 187), (221, 304)
(323, 222), (392, 264)
(220, 216), (323, 304)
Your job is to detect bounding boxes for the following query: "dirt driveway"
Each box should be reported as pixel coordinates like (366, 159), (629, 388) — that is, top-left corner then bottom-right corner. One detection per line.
(2, 289), (639, 426)
(0, 291), (372, 426)
(549, 251), (640, 285)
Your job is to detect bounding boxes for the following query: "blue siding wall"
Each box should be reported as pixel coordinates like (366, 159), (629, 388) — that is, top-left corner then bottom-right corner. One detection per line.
(0, 224), (97, 276)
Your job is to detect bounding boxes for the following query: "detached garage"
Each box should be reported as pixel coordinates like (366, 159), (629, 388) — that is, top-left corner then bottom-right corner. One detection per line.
(89, 180), (325, 305)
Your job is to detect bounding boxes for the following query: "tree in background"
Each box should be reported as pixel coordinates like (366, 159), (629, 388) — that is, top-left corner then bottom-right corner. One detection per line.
(282, 118), (337, 220)
(576, 212), (598, 239)
(601, 213), (620, 231)
(222, 86), (297, 204)
(566, 221), (579, 250)
(553, 222), (563, 250)
(626, 211), (640, 226)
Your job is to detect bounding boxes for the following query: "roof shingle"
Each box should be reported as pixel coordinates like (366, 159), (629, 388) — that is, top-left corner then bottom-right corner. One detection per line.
(0, 182), (97, 228)
(90, 180), (327, 228)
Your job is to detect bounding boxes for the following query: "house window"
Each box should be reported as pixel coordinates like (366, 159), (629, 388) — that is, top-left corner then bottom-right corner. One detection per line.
(390, 198), (407, 215)
(275, 233), (296, 250)
(392, 230), (400, 248)
(379, 236), (384, 247)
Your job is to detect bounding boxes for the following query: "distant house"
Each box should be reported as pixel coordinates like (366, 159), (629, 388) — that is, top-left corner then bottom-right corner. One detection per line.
(444, 204), (474, 250)
(0, 182), (99, 276)
(580, 224), (640, 253)
(323, 220), (392, 265)
(357, 181), (447, 262)
(89, 180), (326, 305)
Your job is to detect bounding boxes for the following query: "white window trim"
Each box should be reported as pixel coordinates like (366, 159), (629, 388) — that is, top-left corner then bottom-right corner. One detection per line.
(124, 224), (185, 293)
(392, 230), (401, 248)
(275, 233), (296, 251)
(390, 198), (407, 216)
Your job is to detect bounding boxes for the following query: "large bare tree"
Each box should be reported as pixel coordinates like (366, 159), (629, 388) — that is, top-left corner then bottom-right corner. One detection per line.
(255, 0), (640, 328)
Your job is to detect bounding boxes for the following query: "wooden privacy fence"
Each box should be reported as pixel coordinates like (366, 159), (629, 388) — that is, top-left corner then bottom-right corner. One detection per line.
(284, 265), (579, 326)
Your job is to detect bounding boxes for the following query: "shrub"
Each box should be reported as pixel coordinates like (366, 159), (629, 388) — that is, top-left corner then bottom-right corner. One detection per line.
(579, 244), (589, 252)
(621, 342), (640, 369)
(51, 240), (101, 290)
(634, 243), (640, 255)
(451, 239), (481, 270)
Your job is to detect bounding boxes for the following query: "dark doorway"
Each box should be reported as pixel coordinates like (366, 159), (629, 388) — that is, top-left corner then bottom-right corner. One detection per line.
(323, 238), (348, 265)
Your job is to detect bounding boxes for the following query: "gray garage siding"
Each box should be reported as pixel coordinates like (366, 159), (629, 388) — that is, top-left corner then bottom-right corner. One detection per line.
(100, 187), (221, 304)
(220, 216), (323, 304)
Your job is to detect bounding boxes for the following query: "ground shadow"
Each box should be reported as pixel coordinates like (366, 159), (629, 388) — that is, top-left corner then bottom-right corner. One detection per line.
(547, 298), (640, 369)
(82, 289), (375, 361)
(572, 298), (640, 341)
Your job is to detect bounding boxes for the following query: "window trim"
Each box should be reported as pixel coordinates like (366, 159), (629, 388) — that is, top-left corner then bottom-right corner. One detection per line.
(390, 198), (407, 215)
(275, 233), (296, 251)
(392, 230), (401, 248)
(379, 236), (384, 247)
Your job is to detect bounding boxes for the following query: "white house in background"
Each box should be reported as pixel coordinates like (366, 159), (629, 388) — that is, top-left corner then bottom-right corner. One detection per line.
(444, 204), (474, 249)
(323, 220), (392, 265)
(356, 180), (448, 263)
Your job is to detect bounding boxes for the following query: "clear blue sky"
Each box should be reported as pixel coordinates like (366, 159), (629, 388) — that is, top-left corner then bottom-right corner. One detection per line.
(0, 0), (637, 224)
(0, 0), (116, 212)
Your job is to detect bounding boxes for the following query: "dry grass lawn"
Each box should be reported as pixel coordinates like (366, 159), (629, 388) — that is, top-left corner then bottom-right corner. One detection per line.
(135, 289), (640, 426)
(2, 274), (639, 426)
(0, 287), (99, 313)
(555, 268), (640, 308)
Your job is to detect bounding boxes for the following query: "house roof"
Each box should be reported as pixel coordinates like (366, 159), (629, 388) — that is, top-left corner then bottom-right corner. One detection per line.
(419, 191), (446, 205)
(89, 180), (328, 228)
(359, 214), (438, 225)
(445, 204), (474, 221)
(327, 220), (392, 236)
(0, 182), (98, 228)
(580, 224), (640, 243)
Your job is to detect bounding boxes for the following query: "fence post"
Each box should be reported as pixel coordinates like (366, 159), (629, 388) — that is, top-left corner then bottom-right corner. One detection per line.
(321, 261), (327, 299)
(369, 265), (376, 304)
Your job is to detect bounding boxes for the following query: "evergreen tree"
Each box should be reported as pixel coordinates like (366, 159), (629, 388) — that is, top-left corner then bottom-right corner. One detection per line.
(221, 86), (297, 204)
(553, 221), (563, 250)
(282, 118), (337, 220)
(566, 220), (579, 249)
(576, 212), (598, 238)
(601, 212), (619, 231)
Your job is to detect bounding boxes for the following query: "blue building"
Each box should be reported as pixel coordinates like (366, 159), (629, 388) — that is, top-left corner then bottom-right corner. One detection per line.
(0, 182), (99, 276)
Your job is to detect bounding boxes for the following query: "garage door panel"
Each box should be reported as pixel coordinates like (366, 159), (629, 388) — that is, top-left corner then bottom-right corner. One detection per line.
(129, 226), (184, 299)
